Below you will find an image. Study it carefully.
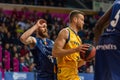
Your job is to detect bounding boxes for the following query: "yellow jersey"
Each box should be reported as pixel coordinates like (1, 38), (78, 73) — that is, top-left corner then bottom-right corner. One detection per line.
(57, 27), (83, 80)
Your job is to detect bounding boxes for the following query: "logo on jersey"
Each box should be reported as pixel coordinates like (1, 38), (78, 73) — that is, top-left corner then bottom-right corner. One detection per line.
(96, 44), (117, 50)
(70, 41), (80, 46)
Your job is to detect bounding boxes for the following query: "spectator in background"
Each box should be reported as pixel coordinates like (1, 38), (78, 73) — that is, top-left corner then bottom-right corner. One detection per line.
(89, 16), (96, 30)
(24, 53), (33, 67)
(10, 45), (18, 71)
(0, 62), (4, 79)
(98, 7), (104, 18)
(0, 27), (4, 45)
(20, 19), (56, 80)
(13, 53), (19, 72)
(20, 45), (29, 57)
(19, 56), (29, 72)
(2, 43), (11, 71)
(0, 45), (2, 62)
(13, 32), (22, 45)
(7, 21), (17, 37)
(42, 10), (52, 29)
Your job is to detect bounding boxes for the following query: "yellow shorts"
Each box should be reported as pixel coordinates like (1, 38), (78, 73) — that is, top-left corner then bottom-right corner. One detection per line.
(57, 67), (81, 80)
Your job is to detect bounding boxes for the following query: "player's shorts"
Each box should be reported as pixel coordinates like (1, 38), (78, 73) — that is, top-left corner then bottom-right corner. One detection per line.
(94, 35), (120, 80)
(57, 67), (81, 80)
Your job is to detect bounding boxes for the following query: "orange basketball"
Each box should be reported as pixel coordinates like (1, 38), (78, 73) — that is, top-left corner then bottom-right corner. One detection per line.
(80, 44), (96, 61)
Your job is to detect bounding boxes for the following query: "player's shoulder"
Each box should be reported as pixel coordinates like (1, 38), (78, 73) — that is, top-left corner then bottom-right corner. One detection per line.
(59, 27), (69, 35)
(57, 27), (70, 40)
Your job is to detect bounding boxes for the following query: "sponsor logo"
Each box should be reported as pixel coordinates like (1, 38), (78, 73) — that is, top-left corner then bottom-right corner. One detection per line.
(13, 73), (27, 80)
(96, 44), (117, 50)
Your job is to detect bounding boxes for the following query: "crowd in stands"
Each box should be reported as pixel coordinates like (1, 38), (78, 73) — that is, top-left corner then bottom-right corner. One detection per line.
(0, 5), (104, 79)
(0, 0), (66, 7)
(0, 0), (114, 10)
(94, 0), (114, 3)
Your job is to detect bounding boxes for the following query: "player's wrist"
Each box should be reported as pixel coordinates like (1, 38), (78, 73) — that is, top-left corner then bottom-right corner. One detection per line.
(75, 47), (79, 52)
(33, 25), (39, 29)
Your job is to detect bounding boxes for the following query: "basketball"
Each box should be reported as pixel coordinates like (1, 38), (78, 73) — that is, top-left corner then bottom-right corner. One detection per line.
(80, 44), (96, 61)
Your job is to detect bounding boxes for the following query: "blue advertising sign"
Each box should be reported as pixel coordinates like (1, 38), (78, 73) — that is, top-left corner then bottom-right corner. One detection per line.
(0, 72), (2, 80)
(79, 73), (94, 80)
(5, 72), (34, 80)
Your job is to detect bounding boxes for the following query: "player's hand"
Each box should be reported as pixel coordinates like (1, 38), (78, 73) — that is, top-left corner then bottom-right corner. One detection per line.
(76, 44), (90, 54)
(36, 19), (47, 28)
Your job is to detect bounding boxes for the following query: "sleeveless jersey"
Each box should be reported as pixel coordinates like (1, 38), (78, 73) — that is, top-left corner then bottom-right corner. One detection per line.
(30, 38), (54, 78)
(103, 0), (120, 36)
(57, 27), (83, 80)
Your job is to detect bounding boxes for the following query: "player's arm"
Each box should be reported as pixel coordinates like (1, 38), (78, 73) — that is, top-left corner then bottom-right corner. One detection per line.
(20, 24), (37, 48)
(52, 29), (89, 57)
(20, 19), (46, 48)
(52, 28), (76, 57)
(94, 6), (112, 44)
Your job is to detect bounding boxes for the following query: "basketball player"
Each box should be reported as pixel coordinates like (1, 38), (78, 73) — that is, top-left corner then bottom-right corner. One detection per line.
(94, 0), (120, 80)
(52, 10), (90, 80)
(20, 19), (56, 80)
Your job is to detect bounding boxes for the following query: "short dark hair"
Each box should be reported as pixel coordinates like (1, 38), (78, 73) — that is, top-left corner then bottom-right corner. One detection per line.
(69, 10), (85, 22)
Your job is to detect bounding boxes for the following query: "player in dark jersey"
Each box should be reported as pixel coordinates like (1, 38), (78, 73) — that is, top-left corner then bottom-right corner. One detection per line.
(94, 0), (120, 80)
(20, 19), (56, 80)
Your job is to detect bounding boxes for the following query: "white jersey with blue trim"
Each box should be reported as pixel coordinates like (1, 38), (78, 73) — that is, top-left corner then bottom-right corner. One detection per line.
(103, 0), (120, 36)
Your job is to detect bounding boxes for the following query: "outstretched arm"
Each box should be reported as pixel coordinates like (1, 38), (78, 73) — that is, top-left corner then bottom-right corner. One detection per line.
(94, 6), (112, 44)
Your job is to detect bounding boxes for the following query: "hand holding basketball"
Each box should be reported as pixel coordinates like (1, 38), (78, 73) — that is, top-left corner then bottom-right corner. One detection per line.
(79, 44), (96, 61)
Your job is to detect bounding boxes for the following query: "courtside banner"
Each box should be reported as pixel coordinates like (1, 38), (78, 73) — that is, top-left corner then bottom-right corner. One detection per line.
(5, 72), (34, 80)
(0, 72), (1, 80)
(79, 73), (94, 80)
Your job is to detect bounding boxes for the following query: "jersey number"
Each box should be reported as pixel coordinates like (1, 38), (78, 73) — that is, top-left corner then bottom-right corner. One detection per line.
(110, 10), (120, 27)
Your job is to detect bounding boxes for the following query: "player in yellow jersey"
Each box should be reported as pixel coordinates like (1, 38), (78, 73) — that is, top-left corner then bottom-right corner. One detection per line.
(52, 10), (90, 80)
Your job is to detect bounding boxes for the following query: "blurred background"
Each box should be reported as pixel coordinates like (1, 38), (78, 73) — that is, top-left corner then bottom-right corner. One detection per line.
(0, 0), (114, 80)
